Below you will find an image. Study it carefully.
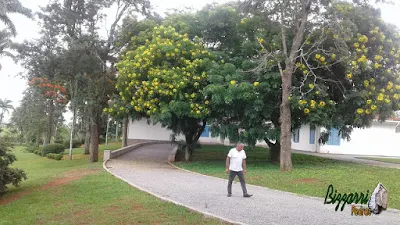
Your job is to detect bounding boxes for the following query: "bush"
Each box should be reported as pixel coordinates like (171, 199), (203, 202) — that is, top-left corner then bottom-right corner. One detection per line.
(42, 144), (65, 156)
(0, 139), (27, 194)
(54, 139), (64, 144)
(63, 139), (82, 148)
(25, 145), (40, 153)
(34, 149), (42, 156)
(46, 153), (63, 160)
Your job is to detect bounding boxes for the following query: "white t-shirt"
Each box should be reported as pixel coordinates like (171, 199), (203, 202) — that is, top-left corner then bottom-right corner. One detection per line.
(227, 148), (247, 172)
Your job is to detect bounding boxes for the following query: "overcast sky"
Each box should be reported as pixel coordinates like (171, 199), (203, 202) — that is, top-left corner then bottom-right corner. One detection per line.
(0, 0), (399, 124)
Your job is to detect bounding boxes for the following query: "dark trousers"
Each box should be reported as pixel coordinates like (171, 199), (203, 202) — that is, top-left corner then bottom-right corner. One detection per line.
(227, 170), (248, 195)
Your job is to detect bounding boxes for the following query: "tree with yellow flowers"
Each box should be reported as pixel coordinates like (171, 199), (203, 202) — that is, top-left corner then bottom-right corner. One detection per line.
(115, 25), (216, 162)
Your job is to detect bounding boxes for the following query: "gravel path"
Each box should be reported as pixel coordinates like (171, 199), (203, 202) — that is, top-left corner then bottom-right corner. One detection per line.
(105, 143), (400, 225)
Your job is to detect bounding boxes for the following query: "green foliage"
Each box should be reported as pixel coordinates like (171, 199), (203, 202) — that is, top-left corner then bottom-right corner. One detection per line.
(0, 139), (27, 194)
(46, 153), (63, 160)
(24, 145), (40, 153)
(41, 144), (65, 156)
(63, 139), (82, 149)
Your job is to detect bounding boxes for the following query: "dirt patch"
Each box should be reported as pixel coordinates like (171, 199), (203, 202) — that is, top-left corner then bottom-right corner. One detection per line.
(0, 169), (100, 206)
(131, 204), (145, 211)
(104, 205), (121, 212)
(40, 169), (100, 191)
(0, 190), (34, 206)
(291, 178), (319, 184)
(74, 210), (89, 217)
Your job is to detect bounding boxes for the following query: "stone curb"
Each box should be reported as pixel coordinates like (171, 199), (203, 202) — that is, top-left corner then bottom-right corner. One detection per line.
(102, 141), (245, 225)
(167, 158), (400, 214)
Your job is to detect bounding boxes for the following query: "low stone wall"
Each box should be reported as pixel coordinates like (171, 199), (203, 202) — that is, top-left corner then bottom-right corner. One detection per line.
(103, 140), (173, 161)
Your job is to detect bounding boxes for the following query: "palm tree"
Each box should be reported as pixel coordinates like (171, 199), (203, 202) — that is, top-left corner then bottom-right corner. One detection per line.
(0, 0), (32, 36)
(0, 98), (13, 125)
(0, 29), (14, 70)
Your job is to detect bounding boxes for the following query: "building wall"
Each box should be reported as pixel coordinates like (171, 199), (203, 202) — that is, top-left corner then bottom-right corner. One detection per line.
(127, 118), (184, 141)
(291, 124), (318, 152)
(127, 118), (223, 144)
(128, 118), (400, 157)
(318, 122), (400, 156)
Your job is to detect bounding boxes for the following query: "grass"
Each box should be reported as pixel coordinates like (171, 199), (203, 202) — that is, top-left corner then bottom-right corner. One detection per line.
(174, 145), (400, 210)
(0, 143), (229, 225)
(356, 157), (400, 164)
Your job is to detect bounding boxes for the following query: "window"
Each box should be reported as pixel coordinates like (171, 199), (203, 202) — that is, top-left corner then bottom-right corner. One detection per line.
(292, 129), (300, 143)
(327, 128), (340, 146)
(201, 125), (210, 137)
(309, 128), (315, 144)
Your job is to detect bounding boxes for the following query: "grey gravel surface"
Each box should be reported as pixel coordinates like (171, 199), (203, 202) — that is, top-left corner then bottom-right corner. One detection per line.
(105, 143), (400, 225)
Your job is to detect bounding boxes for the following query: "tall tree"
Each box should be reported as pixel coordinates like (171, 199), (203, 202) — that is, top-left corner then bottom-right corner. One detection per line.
(36, 0), (153, 162)
(0, 98), (13, 125)
(114, 25), (217, 161)
(0, 0), (32, 36)
(242, 0), (397, 171)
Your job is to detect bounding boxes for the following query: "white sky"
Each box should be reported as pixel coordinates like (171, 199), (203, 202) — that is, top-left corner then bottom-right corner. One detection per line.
(0, 0), (399, 124)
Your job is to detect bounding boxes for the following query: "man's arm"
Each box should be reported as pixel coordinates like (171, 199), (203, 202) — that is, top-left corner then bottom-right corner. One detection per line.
(242, 159), (247, 175)
(225, 156), (230, 174)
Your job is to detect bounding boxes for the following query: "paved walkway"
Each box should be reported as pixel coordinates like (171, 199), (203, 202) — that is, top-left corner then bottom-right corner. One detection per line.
(293, 150), (400, 169)
(104, 143), (400, 225)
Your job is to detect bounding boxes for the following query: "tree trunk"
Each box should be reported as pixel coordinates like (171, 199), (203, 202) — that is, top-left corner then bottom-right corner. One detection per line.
(84, 117), (90, 155)
(53, 125), (57, 144)
(122, 116), (128, 147)
(115, 121), (119, 142)
(35, 133), (40, 146)
(89, 120), (99, 162)
(69, 103), (77, 160)
(279, 1), (312, 172)
(265, 139), (280, 164)
(44, 100), (54, 146)
(184, 145), (192, 162)
(280, 71), (293, 171)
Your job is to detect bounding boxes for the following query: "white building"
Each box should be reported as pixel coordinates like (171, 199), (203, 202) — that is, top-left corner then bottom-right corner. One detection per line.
(127, 118), (400, 157)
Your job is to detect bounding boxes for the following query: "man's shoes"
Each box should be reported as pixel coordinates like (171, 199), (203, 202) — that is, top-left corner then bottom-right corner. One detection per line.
(243, 193), (253, 198)
(227, 193), (232, 197)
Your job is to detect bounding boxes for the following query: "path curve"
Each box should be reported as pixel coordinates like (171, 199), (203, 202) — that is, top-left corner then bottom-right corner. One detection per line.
(104, 143), (400, 225)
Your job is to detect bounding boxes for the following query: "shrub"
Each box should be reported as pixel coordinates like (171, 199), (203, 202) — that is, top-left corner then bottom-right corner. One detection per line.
(42, 144), (65, 156)
(33, 148), (42, 156)
(25, 145), (40, 153)
(46, 153), (63, 160)
(54, 139), (64, 144)
(63, 139), (82, 148)
(0, 139), (27, 194)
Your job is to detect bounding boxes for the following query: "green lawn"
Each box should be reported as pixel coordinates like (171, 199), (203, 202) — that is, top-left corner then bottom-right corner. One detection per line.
(0, 144), (229, 225)
(356, 157), (400, 164)
(174, 145), (400, 210)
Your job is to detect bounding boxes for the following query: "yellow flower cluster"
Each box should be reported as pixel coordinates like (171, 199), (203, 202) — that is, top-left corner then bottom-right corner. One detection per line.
(116, 25), (213, 118)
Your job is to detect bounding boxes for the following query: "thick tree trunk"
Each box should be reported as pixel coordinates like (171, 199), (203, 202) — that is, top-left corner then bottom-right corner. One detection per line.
(280, 71), (293, 171)
(84, 117), (90, 155)
(89, 120), (99, 162)
(184, 144), (193, 162)
(279, 1), (312, 172)
(122, 116), (128, 147)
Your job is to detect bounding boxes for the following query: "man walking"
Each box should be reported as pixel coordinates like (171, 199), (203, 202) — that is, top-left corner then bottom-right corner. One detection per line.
(226, 143), (252, 197)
